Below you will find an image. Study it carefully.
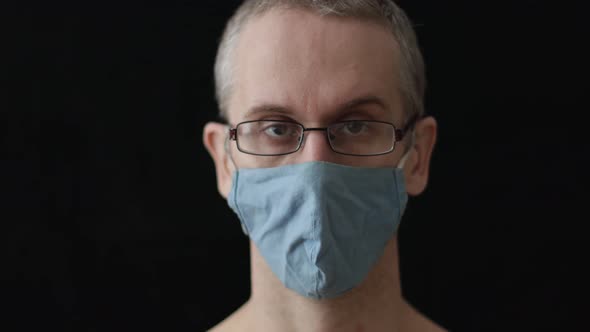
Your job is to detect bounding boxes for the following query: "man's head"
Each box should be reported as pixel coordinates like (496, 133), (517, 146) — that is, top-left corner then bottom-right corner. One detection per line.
(215, 0), (426, 122)
(204, 0), (436, 198)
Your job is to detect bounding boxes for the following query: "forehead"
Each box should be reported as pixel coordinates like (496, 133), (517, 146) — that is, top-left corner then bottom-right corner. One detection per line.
(228, 8), (403, 124)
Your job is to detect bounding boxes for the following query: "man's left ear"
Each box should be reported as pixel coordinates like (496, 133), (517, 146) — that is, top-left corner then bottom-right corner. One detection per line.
(403, 116), (437, 196)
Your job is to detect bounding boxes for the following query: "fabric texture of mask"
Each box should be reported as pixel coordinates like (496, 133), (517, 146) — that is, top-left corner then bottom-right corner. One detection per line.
(227, 161), (408, 299)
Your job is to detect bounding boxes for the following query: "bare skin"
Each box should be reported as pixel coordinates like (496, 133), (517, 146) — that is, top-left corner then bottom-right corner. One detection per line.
(203, 8), (443, 332)
(208, 237), (446, 332)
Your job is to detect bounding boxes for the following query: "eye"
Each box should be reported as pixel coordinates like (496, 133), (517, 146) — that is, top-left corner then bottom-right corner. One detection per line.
(262, 122), (299, 138)
(334, 121), (369, 136)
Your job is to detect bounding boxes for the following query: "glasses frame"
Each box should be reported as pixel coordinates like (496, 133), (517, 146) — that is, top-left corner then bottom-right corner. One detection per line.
(228, 114), (420, 157)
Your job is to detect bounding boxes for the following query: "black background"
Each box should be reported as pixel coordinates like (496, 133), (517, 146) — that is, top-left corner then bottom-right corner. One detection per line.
(2, 1), (587, 331)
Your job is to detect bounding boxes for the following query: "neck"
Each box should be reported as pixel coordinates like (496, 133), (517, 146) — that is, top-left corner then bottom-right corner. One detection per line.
(246, 236), (411, 332)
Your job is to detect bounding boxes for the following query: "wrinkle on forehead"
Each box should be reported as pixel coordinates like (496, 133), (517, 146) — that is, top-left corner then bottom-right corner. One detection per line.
(229, 8), (403, 124)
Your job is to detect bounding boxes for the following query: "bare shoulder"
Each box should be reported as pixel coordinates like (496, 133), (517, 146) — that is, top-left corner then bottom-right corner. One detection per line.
(206, 302), (252, 332)
(401, 301), (449, 332)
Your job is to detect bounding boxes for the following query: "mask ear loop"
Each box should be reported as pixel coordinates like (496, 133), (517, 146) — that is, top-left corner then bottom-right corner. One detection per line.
(225, 126), (249, 235)
(397, 129), (416, 169)
(397, 150), (411, 169)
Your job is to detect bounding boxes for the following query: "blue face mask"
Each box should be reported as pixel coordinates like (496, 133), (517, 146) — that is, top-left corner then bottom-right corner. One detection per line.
(227, 158), (409, 300)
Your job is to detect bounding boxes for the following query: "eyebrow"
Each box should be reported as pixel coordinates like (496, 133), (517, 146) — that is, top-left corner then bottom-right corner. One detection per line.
(244, 95), (388, 118)
(341, 95), (388, 113)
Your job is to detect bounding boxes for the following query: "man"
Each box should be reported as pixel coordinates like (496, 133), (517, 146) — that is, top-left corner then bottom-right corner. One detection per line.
(202, 0), (443, 331)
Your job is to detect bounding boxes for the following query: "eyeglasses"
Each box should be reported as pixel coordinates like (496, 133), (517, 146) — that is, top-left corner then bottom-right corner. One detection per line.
(228, 117), (417, 157)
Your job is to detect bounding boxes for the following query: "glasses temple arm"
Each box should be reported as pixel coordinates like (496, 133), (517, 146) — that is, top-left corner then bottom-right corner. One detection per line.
(396, 113), (422, 141)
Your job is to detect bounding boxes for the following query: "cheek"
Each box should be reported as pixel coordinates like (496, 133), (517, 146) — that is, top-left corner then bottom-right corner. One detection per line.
(231, 153), (400, 169)
(349, 154), (397, 168)
(229, 145), (265, 169)
(363, 149), (404, 169)
(232, 153), (297, 169)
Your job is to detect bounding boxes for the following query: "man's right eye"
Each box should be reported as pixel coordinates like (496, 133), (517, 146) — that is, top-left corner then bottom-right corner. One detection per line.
(262, 123), (297, 137)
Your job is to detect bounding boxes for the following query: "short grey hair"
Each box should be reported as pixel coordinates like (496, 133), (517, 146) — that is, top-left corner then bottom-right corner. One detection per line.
(213, 0), (426, 123)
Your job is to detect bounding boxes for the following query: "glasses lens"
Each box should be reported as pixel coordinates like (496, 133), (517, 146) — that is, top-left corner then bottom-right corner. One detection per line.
(236, 121), (303, 155)
(328, 121), (395, 155)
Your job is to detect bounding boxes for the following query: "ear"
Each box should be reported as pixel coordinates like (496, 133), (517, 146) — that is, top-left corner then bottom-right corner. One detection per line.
(203, 122), (234, 199)
(403, 116), (437, 196)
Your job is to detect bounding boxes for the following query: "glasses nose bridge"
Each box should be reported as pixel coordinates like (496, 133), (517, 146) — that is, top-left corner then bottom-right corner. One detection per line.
(298, 126), (331, 148)
(302, 126), (328, 133)
(301, 126), (330, 140)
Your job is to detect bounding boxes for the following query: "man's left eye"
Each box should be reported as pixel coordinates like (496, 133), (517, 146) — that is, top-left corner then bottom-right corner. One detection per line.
(344, 122), (367, 134)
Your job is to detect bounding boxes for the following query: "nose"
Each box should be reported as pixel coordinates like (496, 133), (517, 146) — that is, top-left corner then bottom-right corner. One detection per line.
(297, 129), (340, 163)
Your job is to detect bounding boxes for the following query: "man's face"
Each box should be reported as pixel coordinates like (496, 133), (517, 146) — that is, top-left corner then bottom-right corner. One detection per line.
(227, 8), (407, 169)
